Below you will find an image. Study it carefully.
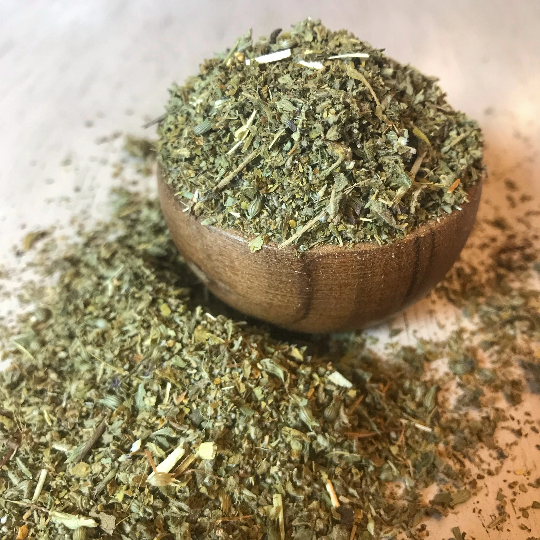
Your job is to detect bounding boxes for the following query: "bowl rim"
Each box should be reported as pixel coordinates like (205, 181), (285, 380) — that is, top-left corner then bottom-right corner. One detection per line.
(158, 166), (483, 255)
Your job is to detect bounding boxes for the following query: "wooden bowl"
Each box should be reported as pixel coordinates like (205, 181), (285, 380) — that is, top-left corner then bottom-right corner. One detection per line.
(158, 168), (481, 333)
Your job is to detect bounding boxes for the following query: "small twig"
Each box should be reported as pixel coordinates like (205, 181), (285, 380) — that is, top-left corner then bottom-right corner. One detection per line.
(356, 405), (381, 435)
(215, 515), (253, 524)
(173, 391), (187, 406)
(0, 498), (46, 512)
(242, 91), (274, 121)
(92, 466), (117, 499)
(443, 129), (474, 151)
(448, 178), (461, 193)
(346, 394), (364, 416)
(142, 113), (167, 129)
(400, 418), (432, 432)
(346, 64), (398, 130)
(162, 381), (172, 407)
(328, 186), (338, 219)
(413, 422), (433, 432)
(273, 494), (285, 540)
(227, 139), (243, 155)
(397, 423), (406, 445)
(349, 523), (357, 540)
(408, 150), (427, 181)
(268, 129), (285, 150)
(319, 157), (343, 179)
(326, 479), (340, 508)
(73, 415), (109, 464)
(234, 109), (257, 141)
(1, 500), (98, 528)
(32, 469), (48, 501)
(487, 513), (508, 529)
(279, 209), (326, 249)
(216, 149), (260, 190)
(173, 453), (196, 476)
(145, 449), (158, 473)
(347, 65), (380, 107)
(11, 339), (35, 360)
(287, 143), (299, 156)
(344, 431), (378, 440)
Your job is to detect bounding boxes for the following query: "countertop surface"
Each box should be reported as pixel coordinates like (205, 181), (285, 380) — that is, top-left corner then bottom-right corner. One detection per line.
(1, 1), (540, 538)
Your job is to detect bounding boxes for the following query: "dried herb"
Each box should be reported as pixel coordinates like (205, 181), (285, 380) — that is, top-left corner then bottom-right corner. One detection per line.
(157, 19), (485, 250)
(0, 141), (538, 540)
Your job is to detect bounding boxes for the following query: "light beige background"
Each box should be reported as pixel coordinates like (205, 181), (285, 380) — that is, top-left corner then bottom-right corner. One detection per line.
(1, 1), (539, 538)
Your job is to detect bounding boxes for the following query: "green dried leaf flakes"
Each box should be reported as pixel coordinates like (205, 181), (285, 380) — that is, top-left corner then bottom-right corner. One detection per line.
(157, 19), (485, 250)
(248, 235), (264, 252)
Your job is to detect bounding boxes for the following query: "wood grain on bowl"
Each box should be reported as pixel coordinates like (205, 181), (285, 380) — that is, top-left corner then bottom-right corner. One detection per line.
(158, 167), (481, 333)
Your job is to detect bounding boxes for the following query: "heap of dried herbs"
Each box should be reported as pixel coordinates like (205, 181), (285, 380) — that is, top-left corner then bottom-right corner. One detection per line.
(157, 19), (485, 249)
(0, 143), (538, 540)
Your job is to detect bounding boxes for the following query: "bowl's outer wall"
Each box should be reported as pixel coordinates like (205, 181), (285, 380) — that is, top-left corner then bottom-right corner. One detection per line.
(158, 171), (481, 333)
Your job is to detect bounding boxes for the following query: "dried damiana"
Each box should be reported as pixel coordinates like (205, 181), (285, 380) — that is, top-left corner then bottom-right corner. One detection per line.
(0, 142), (538, 540)
(158, 19), (485, 249)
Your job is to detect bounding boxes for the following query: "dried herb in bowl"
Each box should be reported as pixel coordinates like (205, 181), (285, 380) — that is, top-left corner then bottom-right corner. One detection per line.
(157, 19), (485, 250)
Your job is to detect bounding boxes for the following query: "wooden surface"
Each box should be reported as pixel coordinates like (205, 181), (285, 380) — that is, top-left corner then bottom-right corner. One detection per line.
(159, 170), (482, 332)
(1, 1), (540, 538)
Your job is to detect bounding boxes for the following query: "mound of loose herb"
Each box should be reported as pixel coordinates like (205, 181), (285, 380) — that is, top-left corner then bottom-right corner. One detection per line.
(0, 137), (539, 540)
(157, 19), (485, 249)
